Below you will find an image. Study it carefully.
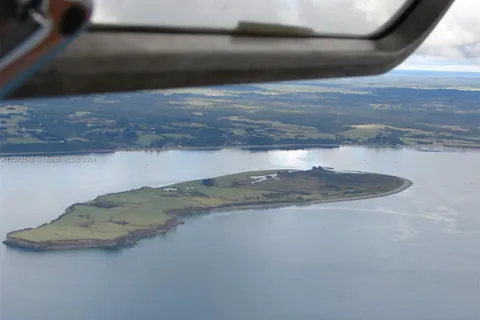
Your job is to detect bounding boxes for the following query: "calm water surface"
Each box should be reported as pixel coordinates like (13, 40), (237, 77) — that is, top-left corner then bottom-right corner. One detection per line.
(1, 147), (480, 320)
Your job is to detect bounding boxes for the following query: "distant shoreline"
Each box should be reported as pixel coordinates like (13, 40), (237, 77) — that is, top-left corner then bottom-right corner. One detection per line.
(1, 143), (478, 157)
(3, 173), (413, 252)
(0, 144), (339, 157)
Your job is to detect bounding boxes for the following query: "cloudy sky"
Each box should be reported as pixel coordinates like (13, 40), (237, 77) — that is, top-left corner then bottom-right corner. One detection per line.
(399, 0), (480, 72)
(93, 0), (480, 72)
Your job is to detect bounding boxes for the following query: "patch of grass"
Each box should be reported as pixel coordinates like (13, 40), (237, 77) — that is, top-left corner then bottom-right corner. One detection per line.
(13, 223), (139, 241)
(340, 124), (435, 141)
(161, 133), (193, 140)
(4, 136), (46, 144)
(258, 84), (372, 95)
(73, 111), (91, 117)
(169, 122), (207, 128)
(340, 127), (380, 139)
(193, 185), (269, 201)
(0, 105), (29, 115)
(137, 133), (164, 146)
(70, 137), (89, 142)
(220, 116), (335, 141)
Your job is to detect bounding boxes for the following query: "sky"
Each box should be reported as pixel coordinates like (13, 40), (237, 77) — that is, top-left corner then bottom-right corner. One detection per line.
(398, 0), (480, 72)
(92, 0), (480, 72)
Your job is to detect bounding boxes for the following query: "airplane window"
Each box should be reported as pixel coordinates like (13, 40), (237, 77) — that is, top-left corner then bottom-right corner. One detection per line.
(92, 0), (412, 36)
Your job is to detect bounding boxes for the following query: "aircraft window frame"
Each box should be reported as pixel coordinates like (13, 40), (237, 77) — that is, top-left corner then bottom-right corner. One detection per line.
(7, 0), (455, 100)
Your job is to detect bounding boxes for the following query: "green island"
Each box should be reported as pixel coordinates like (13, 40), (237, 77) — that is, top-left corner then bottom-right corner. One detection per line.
(3, 166), (412, 251)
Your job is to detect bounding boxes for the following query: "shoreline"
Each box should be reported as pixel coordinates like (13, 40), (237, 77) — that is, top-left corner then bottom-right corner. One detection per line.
(3, 176), (413, 252)
(1, 143), (478, 157)
(3, 218), (185, 251)
(0, 144), (339, 157)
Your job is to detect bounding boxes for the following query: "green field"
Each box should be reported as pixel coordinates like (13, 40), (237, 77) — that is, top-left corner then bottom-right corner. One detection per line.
(6, 167), (409, 247)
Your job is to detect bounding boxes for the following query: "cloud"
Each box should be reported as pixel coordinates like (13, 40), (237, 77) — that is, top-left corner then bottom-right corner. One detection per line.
(91, 0), (405, 35)
(417, 0), (480, 59)
(397, 55), (480, 72)
(92, 0), (479, 71)
(402, 0), (480, 71)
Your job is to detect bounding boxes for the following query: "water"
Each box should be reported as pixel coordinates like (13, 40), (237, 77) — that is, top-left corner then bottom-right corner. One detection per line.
(1, 147), (480, 320)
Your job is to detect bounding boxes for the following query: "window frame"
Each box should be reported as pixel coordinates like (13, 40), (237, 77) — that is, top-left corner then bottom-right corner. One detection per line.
(8, 0), (455, 100)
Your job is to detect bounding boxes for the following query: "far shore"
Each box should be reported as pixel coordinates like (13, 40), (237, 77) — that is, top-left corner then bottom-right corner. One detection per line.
(0, 144), (339, 157)
(1, 142), (478, 157)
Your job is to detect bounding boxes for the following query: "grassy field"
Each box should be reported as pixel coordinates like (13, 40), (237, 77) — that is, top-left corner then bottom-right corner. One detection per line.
(7, 167), (407, 244)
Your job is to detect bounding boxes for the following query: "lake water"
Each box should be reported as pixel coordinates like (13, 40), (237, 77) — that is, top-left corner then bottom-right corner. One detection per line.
(1, 147), (480, 320)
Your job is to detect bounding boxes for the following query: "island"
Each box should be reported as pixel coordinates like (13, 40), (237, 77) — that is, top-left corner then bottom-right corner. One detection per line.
(3, 166), (412, 251)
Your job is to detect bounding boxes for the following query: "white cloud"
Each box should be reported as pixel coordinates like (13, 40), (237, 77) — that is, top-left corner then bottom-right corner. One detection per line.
(397, 55), (480, 72)
(401, 0), (480, 71)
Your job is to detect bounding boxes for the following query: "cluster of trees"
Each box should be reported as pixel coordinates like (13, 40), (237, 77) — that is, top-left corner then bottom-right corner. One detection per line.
(202, 178), (218, 187)
(367, 133), (404, 146)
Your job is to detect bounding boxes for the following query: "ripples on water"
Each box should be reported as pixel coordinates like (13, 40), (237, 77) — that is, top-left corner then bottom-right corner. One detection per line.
(1, 147), (480, 320)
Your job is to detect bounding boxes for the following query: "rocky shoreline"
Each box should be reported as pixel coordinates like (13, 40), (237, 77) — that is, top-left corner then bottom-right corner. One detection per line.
(3, 218), (185, 251)
(3, 177), (412, 252)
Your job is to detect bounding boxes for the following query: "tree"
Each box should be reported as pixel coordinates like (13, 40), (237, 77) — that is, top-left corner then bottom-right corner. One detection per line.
(202, 178), (218, 187)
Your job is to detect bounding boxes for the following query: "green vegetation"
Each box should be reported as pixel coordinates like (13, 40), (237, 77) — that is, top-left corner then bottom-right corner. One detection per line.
(4, 167), (411, 250)
(1, 72), (480, 154)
